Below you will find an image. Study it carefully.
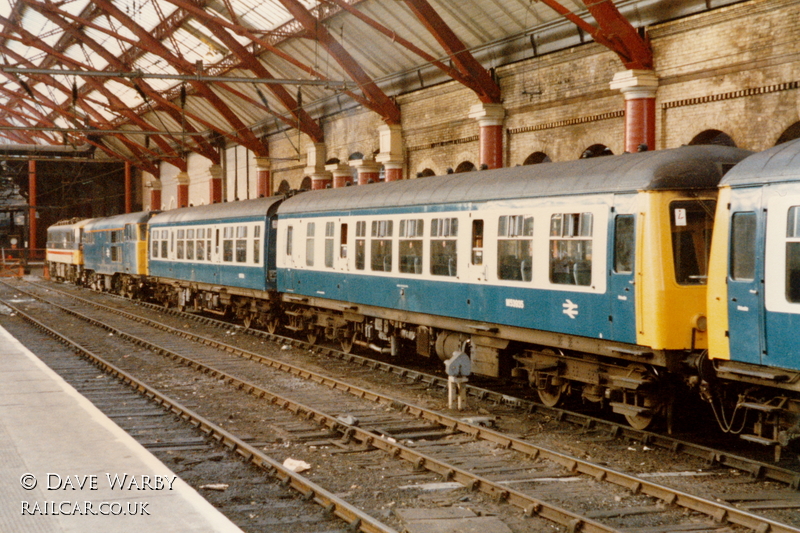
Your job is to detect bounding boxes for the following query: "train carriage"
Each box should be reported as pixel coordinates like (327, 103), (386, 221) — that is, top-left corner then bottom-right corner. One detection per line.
(82, 211), (159, 296)
(276, 145), (751, 428)
(46, 217), (93, 283)
(707, 138), (800, 446)
(147, 197), (282, 328)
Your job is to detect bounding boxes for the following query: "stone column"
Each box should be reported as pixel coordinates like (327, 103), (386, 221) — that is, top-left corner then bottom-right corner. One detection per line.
(255, 157), (272, 197)
(349, 158), (381, 185)
(327, 161), (353, 188)
(305, 142), (332, 190)
(28, 160), (36, 250)
(468, 103), (506, 169)
(149, 179), (162, 211)
(610, 70), (659, 153)
(376, 124), (404, 182)
(176, 171), (190, 208)
(208, 164), (223, 204)
(124, 161), (133, 213)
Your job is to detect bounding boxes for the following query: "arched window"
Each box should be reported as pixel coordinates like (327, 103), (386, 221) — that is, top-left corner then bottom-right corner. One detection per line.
(455, 161), (476, 173)
(579, 144), (613, 159)
(278, 180), (291, 194)
(348, 152), (364, 161)
(776, 122), (800, 146)
(523, 152), (551, 165)
(300, 177), (312, 190)
(417, 168), (436, 178)
(689, 130), (736, 147)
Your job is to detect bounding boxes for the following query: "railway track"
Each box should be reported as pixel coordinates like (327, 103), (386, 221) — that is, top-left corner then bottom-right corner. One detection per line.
(3, 278), (800, 533)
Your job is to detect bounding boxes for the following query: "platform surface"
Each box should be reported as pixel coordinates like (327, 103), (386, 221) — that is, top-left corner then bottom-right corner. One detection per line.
(0, 325), (243, 533)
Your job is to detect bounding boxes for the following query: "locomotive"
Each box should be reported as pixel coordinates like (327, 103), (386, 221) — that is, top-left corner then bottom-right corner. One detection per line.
(45, 141), (800, 449)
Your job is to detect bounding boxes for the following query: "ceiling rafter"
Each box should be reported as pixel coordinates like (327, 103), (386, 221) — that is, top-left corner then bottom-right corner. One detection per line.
(401, 0), (501, 104)
(277, 0), (401, 125)
(165, 0), (324, 143)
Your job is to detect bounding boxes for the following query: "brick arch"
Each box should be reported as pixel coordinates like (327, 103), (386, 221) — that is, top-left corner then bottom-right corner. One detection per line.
(776, 122), (800, 146)
(523, 151), (552, 165)
(278, 180), (291, 194)
(455, 161), (476, 173)
(579, 144), (613, 159)
(300, 177), (312, 190)
(689, 130), (737, 147)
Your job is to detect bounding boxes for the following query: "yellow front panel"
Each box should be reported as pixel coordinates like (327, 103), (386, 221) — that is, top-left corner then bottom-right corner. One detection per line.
(636, 191), (716, 350)
(137, 240), (148, 275)
(706, 187), (731, 360)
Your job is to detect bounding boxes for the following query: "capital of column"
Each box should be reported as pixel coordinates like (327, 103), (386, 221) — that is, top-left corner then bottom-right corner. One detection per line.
(305, 142), (327, 176)
(376, 124), (403, 164)
(610, 69), (659, 100)
(468, 102), (506, 127)
(148, 179), (163, 191)
(348, 158), (382, 174)
(255, 156), (272, 171)
(175, 171), (190, 185)
(208, 164), (223, 180)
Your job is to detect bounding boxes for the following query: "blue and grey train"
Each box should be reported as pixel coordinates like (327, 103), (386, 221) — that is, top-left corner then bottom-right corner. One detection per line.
(45, 141), (800, 448)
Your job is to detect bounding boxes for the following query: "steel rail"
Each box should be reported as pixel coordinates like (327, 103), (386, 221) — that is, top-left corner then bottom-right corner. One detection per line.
(0, 296), (398, 533)
(12, 282), (800, 533)
(31, 279), (800, 490)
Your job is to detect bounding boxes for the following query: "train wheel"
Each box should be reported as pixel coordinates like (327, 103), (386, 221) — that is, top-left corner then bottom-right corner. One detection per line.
(537, 378), (563, 407)
(340, 332), (356, 354)
(625, 410), (655, 431)
(306, 327), (320, 345)
(266, 317), (280, 335)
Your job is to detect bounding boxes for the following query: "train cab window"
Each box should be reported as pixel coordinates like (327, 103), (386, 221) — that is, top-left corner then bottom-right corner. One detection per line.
(235, 226), (247, 263)
(549, 213), (592, 286)
(355, 221), (366, 270)
(186, 229), (195, 260)
(340, 224), (348, 259)
(324, 222), (335, 268)
(286, 226), (293, 256)
(614, 215), (634, 273)
(371, 220), (393, 272)
(731, 212), (756, 280)
(670, 200), (715, 285)
(139, 224), (147, 241)
(253, 226), (261, 264)
(176, 229), (185, 260)
(306, 223), (315, 266)
(125, 224), (135, 241)
(472, 220), (484, 265)
(786, 206), (800, 302)
(223, 227), (234, 262)
(498, 215), (533, 281)
(399, 219), (424, 274)
(431, 218), (458, 277)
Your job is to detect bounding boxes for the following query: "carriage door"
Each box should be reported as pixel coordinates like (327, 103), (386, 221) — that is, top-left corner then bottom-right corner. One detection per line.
(609, 214), (636, 344)
(726, 199), (765, 365)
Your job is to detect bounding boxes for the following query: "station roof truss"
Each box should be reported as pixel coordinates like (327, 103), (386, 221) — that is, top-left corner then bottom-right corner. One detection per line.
(0, 0), (652, 173)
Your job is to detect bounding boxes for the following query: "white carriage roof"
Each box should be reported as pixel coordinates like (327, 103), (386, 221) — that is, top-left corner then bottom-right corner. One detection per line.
(720, 137), (800, 187)
(149, 195), (282, 224)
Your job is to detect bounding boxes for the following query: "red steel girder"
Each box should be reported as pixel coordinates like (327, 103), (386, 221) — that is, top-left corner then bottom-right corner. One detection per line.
(538, 0), (653, 70)
(165, 0), (325, 142)
(402, 0), (501, 104)
(277, 0), (401, 125)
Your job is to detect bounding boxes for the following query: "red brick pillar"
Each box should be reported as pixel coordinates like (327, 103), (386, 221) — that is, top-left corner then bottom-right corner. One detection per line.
(469, 103), (505, 169)
(176, 171), (190, 208)
(610, 70), (659, 153)
(350, 158), (381, 185)
(28, 160), (36, 250)
(376, 124), (404, 182)
(149, 179), (162, 211)
(328, 162), (353, 188)
(255, 157), (272, 197)
(124, 161), (133, 213)
(208, 164), (223, 204)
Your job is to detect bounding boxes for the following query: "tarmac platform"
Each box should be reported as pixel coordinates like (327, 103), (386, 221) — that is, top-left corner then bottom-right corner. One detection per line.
(0, 325), (243, 533)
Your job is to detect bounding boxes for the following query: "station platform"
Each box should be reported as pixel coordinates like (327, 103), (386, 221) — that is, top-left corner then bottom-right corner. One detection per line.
(0, 325), (243, 533)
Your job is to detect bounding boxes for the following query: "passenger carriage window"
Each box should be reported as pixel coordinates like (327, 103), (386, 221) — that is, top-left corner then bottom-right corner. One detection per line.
(306, 223), (315, 266)
(786, 206), (800, 303)
(196, 228), (205, 261)
(286, 226), (293, 256)
(223, 227), (234, 262)
(186, 229), (195, 260)
(371, 220), (393, 272)
(340, 224), (348, 259)
(670, 200), (715, 285)
(431, 218), (458, 277)
(498, 215), (533, 281)
(614, 215), (634, 273)
(253, 226), (261, 264)
(472, 220), (484, 265)
(207, 228), (212, 261)
(160, 230), (168, 258)
(324, 222), (335, 268)
(176, 229), (185, 260)
(399, 219), (424, 274)
(235, 226), (247, 263)
(152, 231), (159, 258)
(549, 213), (592, 286)
(730, 212), (756, 281)
(355, 221), (366, 270)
